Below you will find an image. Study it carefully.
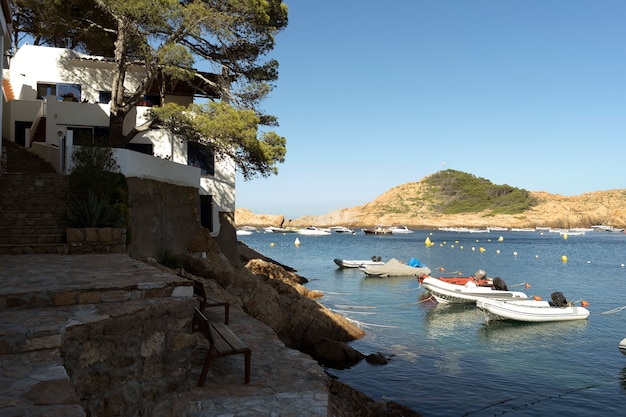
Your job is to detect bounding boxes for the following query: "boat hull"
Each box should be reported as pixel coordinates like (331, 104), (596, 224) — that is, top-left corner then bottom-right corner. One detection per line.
(334, 258), (384, 268)
(476, 298), (590, 322)
(421, 277), (527, 304)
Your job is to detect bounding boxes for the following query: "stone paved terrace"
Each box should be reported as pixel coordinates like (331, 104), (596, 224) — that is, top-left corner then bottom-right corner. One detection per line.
(0, 254), (329, 416)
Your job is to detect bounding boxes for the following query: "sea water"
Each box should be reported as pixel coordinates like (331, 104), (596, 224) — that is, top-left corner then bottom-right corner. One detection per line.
(239, 229), (626, 416)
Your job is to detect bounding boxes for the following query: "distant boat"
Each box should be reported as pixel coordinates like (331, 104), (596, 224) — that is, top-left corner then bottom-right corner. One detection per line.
(263, 226), (295, 233)
(330, 226), (355, 234)
(363, 225), (393, 235)
(389, 225), (414, 234)
(296, 226), (331, 236)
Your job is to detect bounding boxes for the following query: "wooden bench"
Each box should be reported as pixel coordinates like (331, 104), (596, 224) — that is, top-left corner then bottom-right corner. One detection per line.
(193, 280), (230, 324)
(192, 307), (251, 386)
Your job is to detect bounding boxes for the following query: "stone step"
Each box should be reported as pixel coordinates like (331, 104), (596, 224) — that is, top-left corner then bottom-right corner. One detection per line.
(0, 255), (193, 312)
(0, 243), (68, 255)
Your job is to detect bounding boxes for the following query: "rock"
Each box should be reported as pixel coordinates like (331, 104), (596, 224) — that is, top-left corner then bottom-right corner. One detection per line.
(180, 252), (366, 359)
(365, 352), (390, 365)
(311, 337), (365, 367)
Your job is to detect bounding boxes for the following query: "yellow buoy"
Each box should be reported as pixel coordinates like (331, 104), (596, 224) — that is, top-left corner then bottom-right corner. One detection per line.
(513, 251), (518, 256)
(498, 236), (504, 242)
(561, 255), (568, 262)
(562, 234), (568, 240)
(496, 249), (500, 254)
(294, 238), (300, 247)
(270, 242), (275, 247)
(479, 247), (486, 253)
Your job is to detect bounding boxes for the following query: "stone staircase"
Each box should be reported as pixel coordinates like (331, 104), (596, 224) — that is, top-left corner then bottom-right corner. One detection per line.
(0, 141), (69, 254)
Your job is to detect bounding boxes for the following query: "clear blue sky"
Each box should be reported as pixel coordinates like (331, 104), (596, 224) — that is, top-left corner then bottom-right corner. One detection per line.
(235, 0), (626, 219)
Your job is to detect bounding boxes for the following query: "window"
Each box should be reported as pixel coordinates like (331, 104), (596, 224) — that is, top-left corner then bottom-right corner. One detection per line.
(138, 94), (161, 107)
(99, 91), (112, 104)
(37, 83), (56, 100)
(69, 127), (109, 146)
(187, 141), (214, 176)
(56, 83), (81, 101)
(126, 143), (154, 155)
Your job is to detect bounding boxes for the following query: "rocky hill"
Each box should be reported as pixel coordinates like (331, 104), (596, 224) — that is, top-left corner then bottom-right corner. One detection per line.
(236, 170), (626, 229)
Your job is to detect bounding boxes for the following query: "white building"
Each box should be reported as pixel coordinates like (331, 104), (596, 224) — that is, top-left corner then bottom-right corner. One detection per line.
(2, 44), (235, 238)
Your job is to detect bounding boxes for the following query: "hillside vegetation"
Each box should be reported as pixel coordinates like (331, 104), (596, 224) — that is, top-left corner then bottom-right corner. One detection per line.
(236, 170), (626, 229)
(422, 170), (536, 215)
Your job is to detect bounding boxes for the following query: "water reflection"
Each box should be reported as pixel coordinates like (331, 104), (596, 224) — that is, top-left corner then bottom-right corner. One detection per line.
(477, 319), (589, 351)
(422, 303), (483, 339)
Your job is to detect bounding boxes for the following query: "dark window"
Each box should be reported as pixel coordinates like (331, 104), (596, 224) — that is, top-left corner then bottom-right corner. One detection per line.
(126, 143), (154, 155)
(37, 83), (56, 100)
(68, 127), (109, 146)
(187, 141), (214, 176)
(99, 91), (112, 104)
(200, 195), (213, 230)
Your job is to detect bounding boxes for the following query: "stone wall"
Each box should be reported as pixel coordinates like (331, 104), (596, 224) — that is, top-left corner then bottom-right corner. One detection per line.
(60, 298), (194, 417)
(126, 178), (203, 259)
(66, 227), (127, 254)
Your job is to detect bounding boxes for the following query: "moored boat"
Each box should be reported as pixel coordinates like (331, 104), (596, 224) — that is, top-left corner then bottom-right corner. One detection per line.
(421, 276), (527, 304)
(363, 225), (393, 235)
(296, 226), (331, 236)
(476, 292), (590, 322)
(330, 226), (355, 234)
(361, 258), (431, 277)
(334, 257), (384, 268)
(389, 225), (414, 234)
(619, 338), (626, 355)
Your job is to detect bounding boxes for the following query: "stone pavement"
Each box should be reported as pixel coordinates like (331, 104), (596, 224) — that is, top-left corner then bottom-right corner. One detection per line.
(0, 254), (329, 417)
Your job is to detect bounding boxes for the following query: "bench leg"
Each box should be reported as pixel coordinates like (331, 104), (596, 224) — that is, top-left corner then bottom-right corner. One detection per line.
(198, 352), (216, 387)
(244, 351), (251, 384)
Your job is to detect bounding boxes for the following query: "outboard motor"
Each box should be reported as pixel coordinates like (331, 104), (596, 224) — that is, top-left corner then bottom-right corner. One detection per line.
(551, 292), (568, 307)
(492, 277), (508, 291)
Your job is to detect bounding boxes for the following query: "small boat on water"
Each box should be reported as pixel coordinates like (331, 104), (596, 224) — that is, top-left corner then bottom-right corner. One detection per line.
(476, 292), (590, 322)
(361, 258), (431, 277)
(296, 226), (331, 236)
(619, 338), (626, 355)
(417, 269), (493, 287)
(330, 226), (355, 234)
(363, 225), (393, 235)
(421, 276), (527, 304)
(263, 226), (295, 233)
(334, 256), (384, 268)
(389, 225), (414, 234)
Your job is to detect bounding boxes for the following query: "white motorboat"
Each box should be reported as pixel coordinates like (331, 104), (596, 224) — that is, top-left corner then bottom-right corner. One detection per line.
(389, 225), (414, 234)
(361, 258), (431, 277)
(421, 276), (527, 304)
(263, 226), (295, 233)
(476, 292), (590, 322)
(619, 338), (626, 355)
(296, 226), (331, 236)
(236, 229), (254, 236)
(330, 226), (355, 234)
(334, 257), (384, 268)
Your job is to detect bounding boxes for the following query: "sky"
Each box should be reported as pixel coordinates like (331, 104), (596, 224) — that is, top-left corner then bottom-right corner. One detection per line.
(235, 1), (626, 219)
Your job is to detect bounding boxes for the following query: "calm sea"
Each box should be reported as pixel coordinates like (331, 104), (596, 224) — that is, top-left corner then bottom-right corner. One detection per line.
(238, 229), (626, 416)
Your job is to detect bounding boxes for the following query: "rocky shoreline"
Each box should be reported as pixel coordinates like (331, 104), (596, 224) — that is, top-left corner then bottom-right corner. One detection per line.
(174, 242), (423, 416)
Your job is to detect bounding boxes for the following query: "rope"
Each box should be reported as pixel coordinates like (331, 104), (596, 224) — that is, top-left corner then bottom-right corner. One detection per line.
(600, 305), (626, 314)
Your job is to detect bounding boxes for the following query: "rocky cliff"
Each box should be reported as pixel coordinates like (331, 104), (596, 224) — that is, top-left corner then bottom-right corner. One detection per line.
(236, 175), (626, 229)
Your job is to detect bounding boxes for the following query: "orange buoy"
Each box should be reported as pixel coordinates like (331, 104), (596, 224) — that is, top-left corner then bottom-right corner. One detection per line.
(581, 299), (590, 307)
(533, 295), (542, 301)
(525, 282), (531, 289)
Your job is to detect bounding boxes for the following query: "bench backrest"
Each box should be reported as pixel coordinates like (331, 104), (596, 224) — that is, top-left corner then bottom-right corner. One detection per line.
(193, 307), (215, 345)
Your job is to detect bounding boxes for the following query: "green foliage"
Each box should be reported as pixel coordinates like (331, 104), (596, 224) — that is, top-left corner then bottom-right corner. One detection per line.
(150, 102), (286, 180)
(68, 189), (126, 228)
(68, 144), (128, 228)
(155, 248), (182, 270)
(424, 169), (537, 215)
